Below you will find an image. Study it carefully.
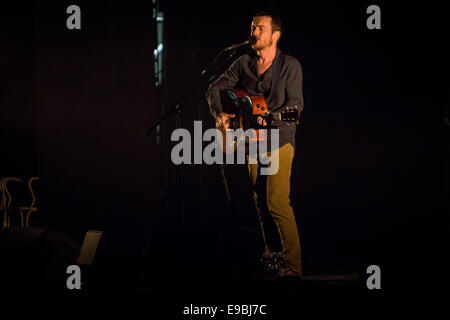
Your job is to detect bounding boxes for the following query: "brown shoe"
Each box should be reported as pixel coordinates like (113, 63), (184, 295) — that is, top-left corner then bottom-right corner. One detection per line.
(279, 269), (303, 279)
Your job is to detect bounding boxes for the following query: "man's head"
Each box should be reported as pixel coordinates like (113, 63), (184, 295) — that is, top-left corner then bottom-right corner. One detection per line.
(251, 12), (283, 51)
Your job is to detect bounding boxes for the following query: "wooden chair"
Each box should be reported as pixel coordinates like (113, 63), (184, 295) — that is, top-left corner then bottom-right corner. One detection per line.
(1, 177), (22, 229)
(0, 177), (39, 229)
(23, 177), (39, 227)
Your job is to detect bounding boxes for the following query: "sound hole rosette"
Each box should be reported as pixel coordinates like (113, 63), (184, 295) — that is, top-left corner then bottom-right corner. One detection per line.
(238, 95), (253, 115)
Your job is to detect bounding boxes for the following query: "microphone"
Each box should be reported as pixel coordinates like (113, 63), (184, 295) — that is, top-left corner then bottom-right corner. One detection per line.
(200, 36), (256, 77)
(224, 36), (257, 51)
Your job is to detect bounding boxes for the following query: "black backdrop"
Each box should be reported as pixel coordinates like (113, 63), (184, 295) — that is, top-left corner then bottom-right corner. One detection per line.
(1, 0), (449, 293)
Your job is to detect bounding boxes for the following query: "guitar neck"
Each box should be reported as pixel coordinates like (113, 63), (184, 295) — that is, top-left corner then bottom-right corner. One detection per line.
(271, 112), (283, 121)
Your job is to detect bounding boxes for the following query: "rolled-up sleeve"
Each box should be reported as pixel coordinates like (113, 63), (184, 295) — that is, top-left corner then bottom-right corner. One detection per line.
(206, 59), (241, 119)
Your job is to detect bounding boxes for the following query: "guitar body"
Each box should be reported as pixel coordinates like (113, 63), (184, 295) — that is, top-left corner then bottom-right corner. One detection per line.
(231, 89), (268, 117)
(216, 88), (299, 154)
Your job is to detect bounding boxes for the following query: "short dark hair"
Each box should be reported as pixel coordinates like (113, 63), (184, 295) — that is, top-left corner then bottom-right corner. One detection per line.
(252, 11), (283, 38)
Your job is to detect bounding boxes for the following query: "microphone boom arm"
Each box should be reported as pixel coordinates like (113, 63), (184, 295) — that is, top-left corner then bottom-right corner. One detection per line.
(145, 37), (254, 135)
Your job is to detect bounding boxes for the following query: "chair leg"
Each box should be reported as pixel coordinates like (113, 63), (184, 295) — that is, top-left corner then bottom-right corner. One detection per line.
(26, 209), (36, 228)
(2, 212), (6, 230)
(26, 210), (31, 227)
(19, 208), (24, 228)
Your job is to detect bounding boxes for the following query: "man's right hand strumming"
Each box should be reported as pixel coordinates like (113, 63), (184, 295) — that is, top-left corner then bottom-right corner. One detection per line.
(216, 112), (235, 129)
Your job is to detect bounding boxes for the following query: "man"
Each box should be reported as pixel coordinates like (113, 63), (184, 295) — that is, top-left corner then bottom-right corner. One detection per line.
(206, 12), (304, 278)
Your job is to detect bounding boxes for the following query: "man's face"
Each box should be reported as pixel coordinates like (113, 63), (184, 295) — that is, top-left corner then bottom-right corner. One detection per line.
(251, 16), (278, 50)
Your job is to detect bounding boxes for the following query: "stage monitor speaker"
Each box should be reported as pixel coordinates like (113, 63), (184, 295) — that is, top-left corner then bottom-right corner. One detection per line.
(0, 227), (81, 293)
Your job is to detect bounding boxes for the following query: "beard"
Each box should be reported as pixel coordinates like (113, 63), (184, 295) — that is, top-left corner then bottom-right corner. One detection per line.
(252, 37), (273, 51)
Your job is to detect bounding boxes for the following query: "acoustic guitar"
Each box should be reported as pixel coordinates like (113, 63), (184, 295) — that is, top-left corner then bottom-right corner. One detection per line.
(216, 88), (299, 154)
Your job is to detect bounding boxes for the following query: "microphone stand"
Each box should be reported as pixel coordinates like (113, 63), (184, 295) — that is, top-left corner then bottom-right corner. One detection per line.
(145, 42), (251, 230)
(146, 45), (247, 135)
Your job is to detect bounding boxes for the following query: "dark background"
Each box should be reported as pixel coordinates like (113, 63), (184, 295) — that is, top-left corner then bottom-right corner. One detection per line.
(1, 0), (448, 295)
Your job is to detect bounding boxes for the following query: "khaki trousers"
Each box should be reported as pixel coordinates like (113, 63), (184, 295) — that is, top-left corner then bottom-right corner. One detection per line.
(248, 143), (302, 277)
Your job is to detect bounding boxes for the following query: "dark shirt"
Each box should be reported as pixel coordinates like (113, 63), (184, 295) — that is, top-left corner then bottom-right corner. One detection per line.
(206, 48), (304, 149)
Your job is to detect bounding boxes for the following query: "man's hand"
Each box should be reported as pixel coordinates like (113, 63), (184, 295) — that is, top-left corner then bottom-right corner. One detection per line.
(216, 112), (235, 129)
(256, 116), (268, 127)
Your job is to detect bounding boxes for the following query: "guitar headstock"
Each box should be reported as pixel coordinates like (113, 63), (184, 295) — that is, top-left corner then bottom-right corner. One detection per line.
(280, 105), (299, 125)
